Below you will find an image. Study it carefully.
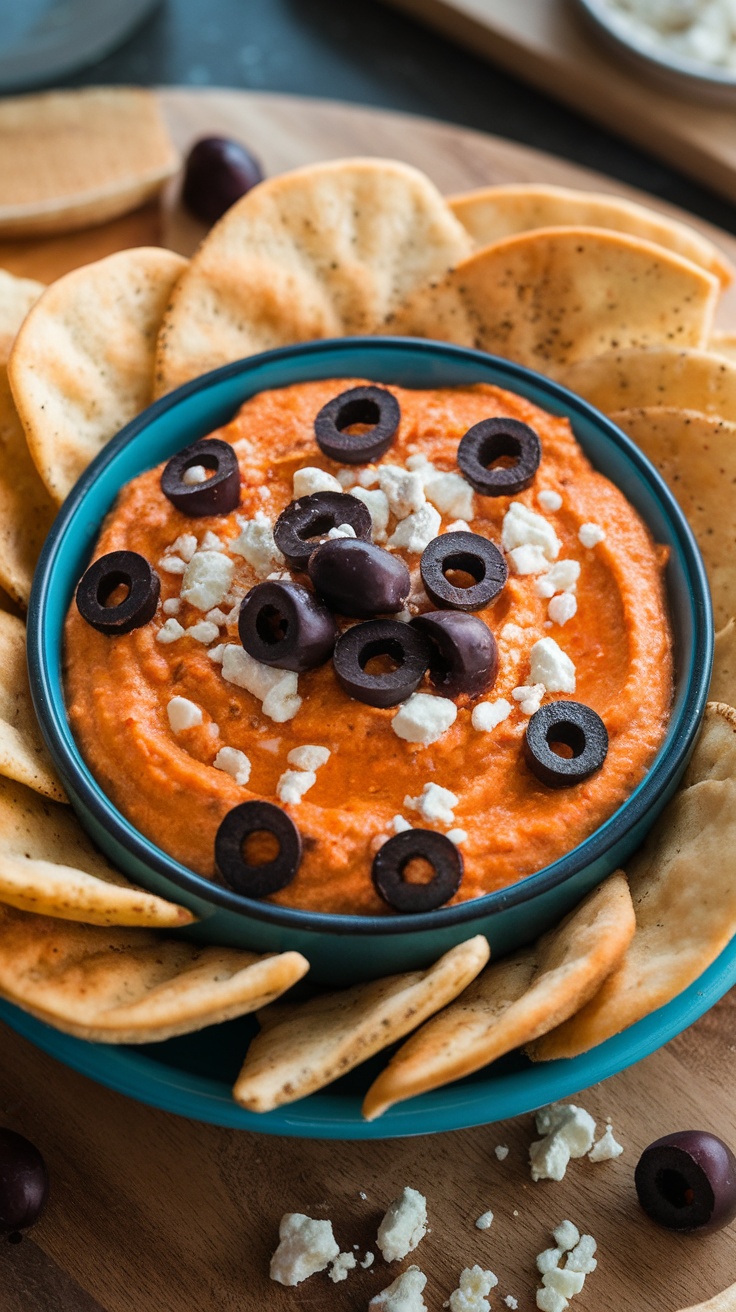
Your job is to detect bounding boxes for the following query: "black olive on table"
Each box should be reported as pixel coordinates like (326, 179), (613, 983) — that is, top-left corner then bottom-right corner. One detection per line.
(0, 1128), (49, 1234)
(411, 611), (498, 699)
(314, 385), (400, 464)
(635, 1131), (736, 1233)
(182, 136), (264, 226)
(238, 581), (336, 671)
(308, 538), (410, 618)
(524, 702), (608, 789)
(457, 416), (541, 496)
(215, 801), (302, 898)
(332, 619), (431, 708)
(273, 492), (372, 571)
(161, 438), (240, 517)
(76, 551), (160, 636)
(420, 532), (507, 612)
(372, 829), (464, 912)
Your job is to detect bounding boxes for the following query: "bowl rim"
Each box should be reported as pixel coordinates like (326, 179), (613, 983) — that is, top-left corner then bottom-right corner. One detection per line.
(575, 0), (736, 89)
(28, 335), (714, 937)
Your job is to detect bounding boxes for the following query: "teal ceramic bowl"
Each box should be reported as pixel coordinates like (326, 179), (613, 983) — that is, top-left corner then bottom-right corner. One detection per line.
(28, 338), (713, 985)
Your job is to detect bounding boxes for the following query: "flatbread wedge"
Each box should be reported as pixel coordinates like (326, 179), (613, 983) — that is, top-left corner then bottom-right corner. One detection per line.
(677, 1283), (736, 1312)
(560, 347), (736, 424)
(0, 612), (65, 801)
(362, 871), (634, 1120)
(608, 407), (736, 629)
(0, 88), (179, 237)
(447, 183), (732, 285)
(154, 157), (472, 395)
(530, 703), (736, 1061)
(712, 619), (736, 706)
(0, 774), (195, 928)
(0, 268), (44, 358)
(8, 247), (187, 503)
(0, 903), (308, 1043)
(233, 935), (490, 1112)
(388, 228), (719, 377)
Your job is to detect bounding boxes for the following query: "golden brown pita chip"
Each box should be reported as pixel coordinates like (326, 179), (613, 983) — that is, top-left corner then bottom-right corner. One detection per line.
(678, 1284), (736, 1312)
(710, 330), (736, 362)
(9, 247), (187, 503)
(608, 406), (736, 628)
(712, 619), (736, 706)
(530, 703), (736, 1061)
(0, 268), (44, 358)
(0, 774), (195, 928)
(154, 158), (472, 395)
(448, 184), (732, 286)
(233, 935), (489, 1112)
(561, 347), (736, 423)
(389, 229), (719, 377)
(0, 903), (308, 1043)
(0, 612), (64, 801)
(0, 88), (179, 238)
(362, 872), (634, 1119)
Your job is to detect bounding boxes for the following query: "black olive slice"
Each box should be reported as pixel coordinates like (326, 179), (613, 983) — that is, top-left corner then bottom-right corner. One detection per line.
(75, 551), (160, 635)
(457, 417), (542, 496)
(161, 438), (240, 517)
(635, 1132), (736, 1233)
(0, 1129), (49, 1234)
(273, 492), (372, 571)
(372, 829), (463, 912)
(420, 532), (507, 612)
(238, 581), (337, 671)
(314, 385), (400, 464)
(332, 619), (431, 708)
(215, 801), (301, 898)
(524, 701), (608, 788)
(411, 611), (498, 699)
(308, 538), (410, 618)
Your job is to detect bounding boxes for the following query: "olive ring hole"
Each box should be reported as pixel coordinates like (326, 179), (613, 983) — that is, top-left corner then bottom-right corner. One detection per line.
(400, 855), (439, 886)
(242, 829), (282, 867)
(335, 397), (381, 432)
(655, 1169), (697, 1210)
(299, 512), (338, 542)
(359, 638), (405, 675)
(546, 721), (587, 760)
(478, 431), (523, 471)
(255, 605), (289, 645)
(442, 551), (486, 590)
(97, 571), (132, 610)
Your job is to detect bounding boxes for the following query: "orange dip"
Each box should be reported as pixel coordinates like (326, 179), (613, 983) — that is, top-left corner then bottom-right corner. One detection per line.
(64, 379), (673, 915)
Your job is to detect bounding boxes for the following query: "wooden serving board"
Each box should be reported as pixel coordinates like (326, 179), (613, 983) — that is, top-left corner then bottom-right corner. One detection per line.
(385, 0), (736, 209)
(1, 91), (735, 1312)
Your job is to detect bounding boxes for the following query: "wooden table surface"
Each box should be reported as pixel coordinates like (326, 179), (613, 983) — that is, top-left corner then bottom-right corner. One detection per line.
(1, 90), (735, 1312)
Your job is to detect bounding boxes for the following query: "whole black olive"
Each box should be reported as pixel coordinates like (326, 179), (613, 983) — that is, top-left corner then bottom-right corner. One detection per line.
(182, 136), (264, 226)
(0, 1129), (49, 1233)
(411, 611), (497, 699)
(635, 1131), (736, 1233)
(238, 581), (336, 671)
(308, 539), (410, 618)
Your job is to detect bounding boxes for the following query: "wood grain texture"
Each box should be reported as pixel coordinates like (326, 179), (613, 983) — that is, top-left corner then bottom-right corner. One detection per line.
(0, 90), (734, 1312)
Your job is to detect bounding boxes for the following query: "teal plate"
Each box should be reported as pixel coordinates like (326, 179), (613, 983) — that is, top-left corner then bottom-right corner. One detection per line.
(2, 936), (734, 1137)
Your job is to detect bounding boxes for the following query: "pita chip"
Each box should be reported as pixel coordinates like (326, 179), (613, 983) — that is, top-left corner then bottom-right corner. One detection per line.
(710, 330), (736, 362)
(712, 619), (736, 706)
(363, 871), (634, 1119)
(0, 611), (65, 801)
(0, 903), (308, 1043)
(560, 347), (736, 424)
(0, 268), (44, 358)
(531, 703), (736, 1061)
(233, 935), (489, 1112)
(677, 1284), (736, 1312)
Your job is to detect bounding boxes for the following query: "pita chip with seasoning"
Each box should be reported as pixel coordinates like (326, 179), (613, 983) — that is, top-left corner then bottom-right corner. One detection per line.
(0, 611), (65, 802)
(560, 346), (736, 424)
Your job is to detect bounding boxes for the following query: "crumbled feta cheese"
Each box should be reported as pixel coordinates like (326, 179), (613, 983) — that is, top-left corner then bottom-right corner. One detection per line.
(445, 519), (471, 533)
(171, 533), (197, 562)
(377, 1187), (428, 1263)
(327, 522), (357, 539)
(588, 1124), (624, 1162)
(181, 550), (234, 611)
(351, 486), (390, 541)
(511, 683), (545, 716)
(162, 597), (181, 616)
(425, 470), (475, 521)
(213, 746), (251, 786)
(508, 544), (552, 576)
(167, 696), (203, 733)
(494, 1144), (509, 1161)
(447, 1265), (498, 1312)
(535, 1287), (568, 1312)
(537, 489), (563, 512)
(472, 698), (513, 732)
(553, 1221), (580, 1252)
(392, 692), (457, 745)
(370, 1266), (428, 1312)
(287, 745), (330, 771)
(565, 1235), (597, 1275)
(405, 453), (438, 485)
(277, 768), (317, 804)
(182, 463), (208, 486)
(379, 465), (426, 518)
(536, 1249), (562, 1276)
(329, 1251), (357, 1282)
(205, 607), (228, 625)
(201, 530), (223, 550)
(504, 1297), (519, 1310)
(542, 559), (581, 595)
(156, 618), (185, 644)
(159, 555), (187, 575)
(404, 782), (458, 826)
(221, 645), (301, 722)
(269, 1213), (339, 1286)
(357, 466), (380, 487)
(388, 502), (441, 553)
(361, 1251), (375, 1268)
(187, 620), (220, 644)
(502, 501), (560, 561)
(529, 1135), (571, 1183)
(475, 1210), (494, 1230)
(547, 595), (577, 628)
(207, 644), (225, 663)
(530, 1103), (597, 1180)
(395, 608), (412, 623)
(231, 511), (284, 578)
(578, 522), (605, 548)
(529, 638), (576, 693)
(336, 468), (356, 489)
(542, 1269), (585, 1298)
(446, 828), (467, 845)
(392, 814), (413, 834)
(293, 466), (342, 498)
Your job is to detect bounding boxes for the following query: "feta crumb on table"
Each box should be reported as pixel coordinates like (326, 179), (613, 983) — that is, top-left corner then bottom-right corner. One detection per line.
(376, 1186), (428, 1262)
(552, 1221), (580, 1252)
(475, 1210), (494, 1230)
(494, 1144), (509, 1161)
(542, 1269), (585, 1298)
(166, 696), (203, 733)
(392, 692), (457, 745)
(369, 1265), (428, 1312)
(472, 698), (512, 732)
(213, 746), (251, 786)
(269, 1213), (339, 1286)
(536, 1249), (562, 1276)
(565, 1235), (597, 1274)
(361, 1251), (375, 1268)
(530, 1104), (596, 1181)
(447, 1264), (498, 1312)
(328, 1251), (357, 1282)
(404, 782), (458, 826)
(504, 1297), (519, 1309)
(536, 1286), (568, 1312)
(588, 1124), (624, 1162)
